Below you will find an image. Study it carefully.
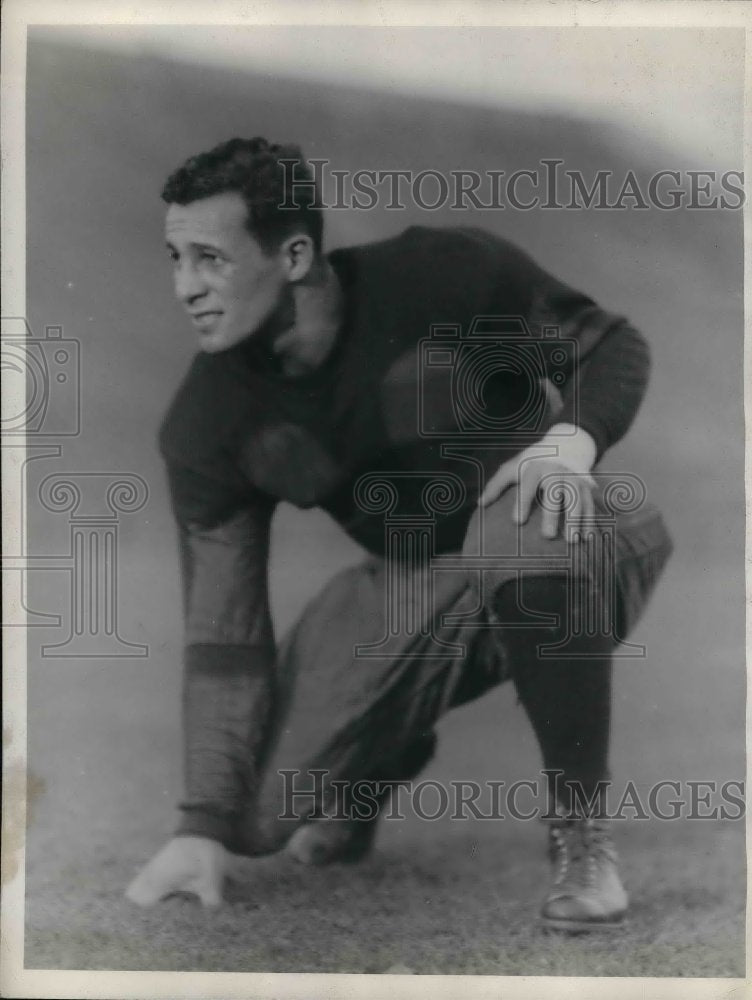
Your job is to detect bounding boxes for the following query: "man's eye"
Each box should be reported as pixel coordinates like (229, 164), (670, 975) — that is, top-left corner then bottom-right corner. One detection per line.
(168, 251), (179, 263)
(200, 251), (221, 264)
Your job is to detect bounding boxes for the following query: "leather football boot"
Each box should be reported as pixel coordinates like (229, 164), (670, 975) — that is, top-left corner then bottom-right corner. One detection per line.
(541, 817), (629, 932)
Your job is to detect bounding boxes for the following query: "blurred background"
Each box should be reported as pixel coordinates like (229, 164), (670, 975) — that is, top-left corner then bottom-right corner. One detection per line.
(20, 25), (745, 974)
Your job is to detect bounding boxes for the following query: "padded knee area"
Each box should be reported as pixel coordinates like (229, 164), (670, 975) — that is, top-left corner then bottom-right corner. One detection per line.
(462, 489), (577, 615)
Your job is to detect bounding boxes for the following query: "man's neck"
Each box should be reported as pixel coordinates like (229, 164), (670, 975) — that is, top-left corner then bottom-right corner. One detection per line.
(271, 258), (344, 377)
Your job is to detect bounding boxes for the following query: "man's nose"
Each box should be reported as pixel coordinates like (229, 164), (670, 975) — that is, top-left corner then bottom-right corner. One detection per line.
(174, 262), (208, 305)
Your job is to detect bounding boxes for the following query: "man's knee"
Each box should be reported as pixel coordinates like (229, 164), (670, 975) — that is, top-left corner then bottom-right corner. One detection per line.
(235, 768), (325, 856)
(462, 489), (572, 611)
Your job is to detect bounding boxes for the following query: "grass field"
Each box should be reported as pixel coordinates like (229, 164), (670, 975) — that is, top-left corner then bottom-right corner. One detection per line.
(24, 807), (745, 975)
(19, 32), (747, 978)
(23, 542), (746, 976)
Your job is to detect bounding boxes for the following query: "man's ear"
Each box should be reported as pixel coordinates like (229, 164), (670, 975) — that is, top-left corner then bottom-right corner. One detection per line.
(281, 234), (315, 281)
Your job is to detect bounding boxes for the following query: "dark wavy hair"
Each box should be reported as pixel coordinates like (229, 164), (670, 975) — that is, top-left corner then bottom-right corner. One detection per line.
(161, 137), (323, 254)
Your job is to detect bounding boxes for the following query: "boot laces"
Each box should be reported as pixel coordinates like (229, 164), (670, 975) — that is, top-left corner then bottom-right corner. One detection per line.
(549, 819), (616, 891)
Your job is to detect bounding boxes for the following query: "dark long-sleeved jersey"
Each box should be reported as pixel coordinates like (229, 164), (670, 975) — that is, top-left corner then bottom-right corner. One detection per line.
(158, 226), (650, 844)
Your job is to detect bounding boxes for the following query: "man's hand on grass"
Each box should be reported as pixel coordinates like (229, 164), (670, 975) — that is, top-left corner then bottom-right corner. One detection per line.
(125, 835), (227, 908)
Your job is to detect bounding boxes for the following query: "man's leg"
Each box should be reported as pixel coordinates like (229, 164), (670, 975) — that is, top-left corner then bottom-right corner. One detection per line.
(235, 554), (501, 857)
(494, 574), (624, 930)
(497, 574), (614, 815)
(463, 483), (673, 931)
(286, 730), (439, 865)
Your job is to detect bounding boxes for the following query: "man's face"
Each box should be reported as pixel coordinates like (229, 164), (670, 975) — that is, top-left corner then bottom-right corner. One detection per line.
(165, 191), (290, 353)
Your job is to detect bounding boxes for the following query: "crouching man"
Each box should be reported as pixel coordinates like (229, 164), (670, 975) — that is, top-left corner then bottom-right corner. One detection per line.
(126, 137), (672, 931)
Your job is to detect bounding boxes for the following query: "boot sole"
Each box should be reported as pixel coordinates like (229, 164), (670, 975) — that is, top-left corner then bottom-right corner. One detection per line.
(541, 914), (627, 934)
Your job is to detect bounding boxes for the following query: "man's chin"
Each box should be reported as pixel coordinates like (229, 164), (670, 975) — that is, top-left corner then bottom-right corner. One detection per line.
(193, 318), (278, 355)
(196, 330), (248, 354)
(197, 336), (228, 354)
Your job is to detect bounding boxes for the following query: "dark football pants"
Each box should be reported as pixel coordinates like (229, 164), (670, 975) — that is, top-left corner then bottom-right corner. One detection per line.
(239, 483), (673, 855)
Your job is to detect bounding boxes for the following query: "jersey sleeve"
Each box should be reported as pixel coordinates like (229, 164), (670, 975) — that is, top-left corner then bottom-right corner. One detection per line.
(165, 461), (277, 848)
(420, 229), (650, 458)
(526, 276), (651, 459)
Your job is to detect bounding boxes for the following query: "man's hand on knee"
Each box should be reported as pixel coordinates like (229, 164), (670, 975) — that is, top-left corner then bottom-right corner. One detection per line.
(478, 424), (597, 540)
(125, 835), (227, 908)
